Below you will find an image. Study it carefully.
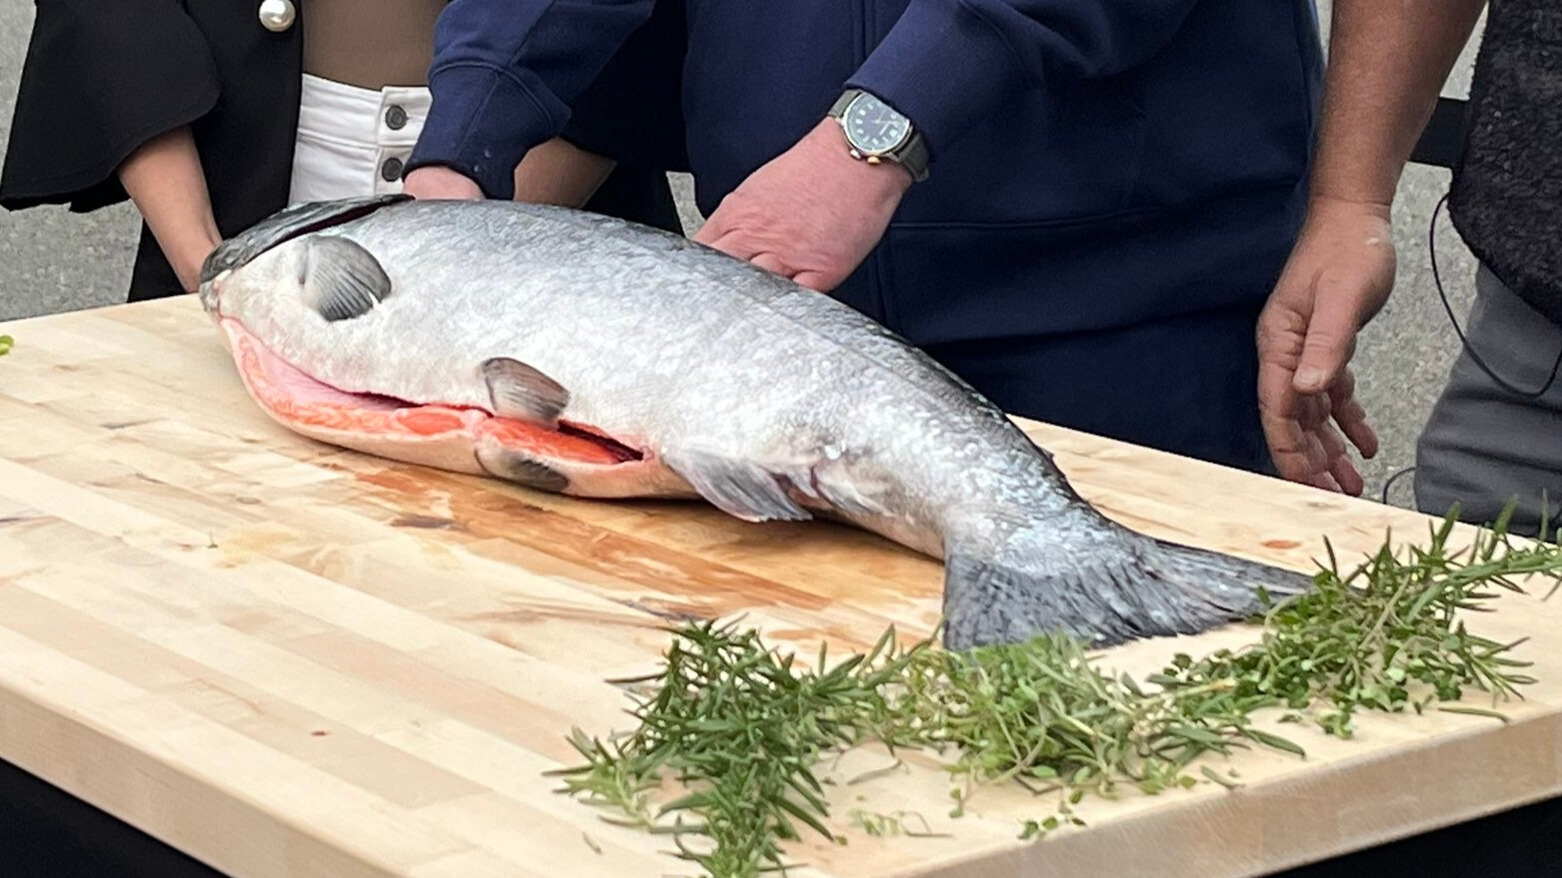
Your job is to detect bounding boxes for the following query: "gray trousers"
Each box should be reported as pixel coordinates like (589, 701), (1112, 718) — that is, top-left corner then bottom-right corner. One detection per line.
(1415, 263), (1562, 537)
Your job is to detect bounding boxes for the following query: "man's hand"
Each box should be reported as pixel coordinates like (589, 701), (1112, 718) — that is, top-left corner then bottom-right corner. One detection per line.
(693, 119), (912, 291)
(1256, 197), (1396, 495)
(403, 165), (484, 200)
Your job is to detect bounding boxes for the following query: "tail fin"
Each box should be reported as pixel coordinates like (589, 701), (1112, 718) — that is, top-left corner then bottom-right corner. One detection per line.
(940, 524), (1315, 652)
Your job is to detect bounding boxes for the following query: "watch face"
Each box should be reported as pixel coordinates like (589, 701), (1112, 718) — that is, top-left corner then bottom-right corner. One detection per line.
(844, 93), (910, 154)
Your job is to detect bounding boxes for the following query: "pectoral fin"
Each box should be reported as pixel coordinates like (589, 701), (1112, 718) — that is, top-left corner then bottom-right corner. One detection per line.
(482, 357), (570, 427)
(301, 236), (392, 321)
(664, 449), (812, 523)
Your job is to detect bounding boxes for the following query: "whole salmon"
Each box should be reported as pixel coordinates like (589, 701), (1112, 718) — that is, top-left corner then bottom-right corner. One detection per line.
(198, 195), (1312, 650)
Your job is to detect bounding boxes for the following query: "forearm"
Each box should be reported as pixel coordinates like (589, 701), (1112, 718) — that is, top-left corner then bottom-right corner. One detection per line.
(511, 137), (616, 207)
(1311, 0), (1488, 207)
(847, 0), (1198, 160)
(117, 126), (220, 290)
(406, 0), (655, 199)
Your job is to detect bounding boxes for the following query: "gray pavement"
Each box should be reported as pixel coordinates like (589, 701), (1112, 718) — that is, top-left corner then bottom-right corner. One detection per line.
(0, 1), (1488, 508)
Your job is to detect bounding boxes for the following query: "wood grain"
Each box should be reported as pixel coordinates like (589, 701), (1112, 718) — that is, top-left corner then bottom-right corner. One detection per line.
(0, 296), (1558, 878)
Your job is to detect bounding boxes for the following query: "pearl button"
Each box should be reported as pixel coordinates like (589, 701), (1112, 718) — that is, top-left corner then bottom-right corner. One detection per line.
(258, 0), (296, 32)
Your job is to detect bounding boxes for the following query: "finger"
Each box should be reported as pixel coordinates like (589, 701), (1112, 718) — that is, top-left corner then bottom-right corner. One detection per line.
(1296, 390), (1330, 430)
(1296, 398), (1351, 494)
(1257, 356), (1314, 484)
(691, 211), (730, 247)
(1311, 417), (1364, 496)
(1295, 423), (1360, 496)
(703, 229), (761, 262)
(1298, 425), (1343, 494)
(1313, 414), (1349, 464)
(1267, 415), (1330, 488)
(1330, 453), (1365, 497)
(691, 224), (723, 248)
(791, 269), (837, 293)
(1293, 275), (1372, 394)
(750, 252), (791, 278)
(1328, 369), (1380, 459)
(1256, 398), (1311, 484)
(1298, 432), (1341, 493)
(1334, 400), (1379, 461)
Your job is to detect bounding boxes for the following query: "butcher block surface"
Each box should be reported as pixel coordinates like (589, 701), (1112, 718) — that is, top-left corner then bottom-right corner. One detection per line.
(0, 296), (1559, 878)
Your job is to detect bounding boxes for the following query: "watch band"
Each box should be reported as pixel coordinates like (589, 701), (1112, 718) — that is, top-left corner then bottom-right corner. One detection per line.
(828, 89), (929, 183)
(895, 132), (930, 183)
(827, 89), (858, 118)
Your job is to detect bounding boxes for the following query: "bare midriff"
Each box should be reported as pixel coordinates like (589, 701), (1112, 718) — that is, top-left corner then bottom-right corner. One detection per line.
(301, 0), (449, 90)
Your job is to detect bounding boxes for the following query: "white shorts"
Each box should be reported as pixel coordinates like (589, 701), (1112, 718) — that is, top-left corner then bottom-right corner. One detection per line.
(288, 73), (430, 205)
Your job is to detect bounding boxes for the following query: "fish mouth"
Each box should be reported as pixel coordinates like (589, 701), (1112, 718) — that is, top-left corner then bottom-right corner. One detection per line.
(219, 316), (645, 467)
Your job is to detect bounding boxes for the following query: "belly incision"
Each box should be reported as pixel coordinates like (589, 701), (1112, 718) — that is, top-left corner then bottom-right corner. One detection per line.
(219, 318), (671, 497)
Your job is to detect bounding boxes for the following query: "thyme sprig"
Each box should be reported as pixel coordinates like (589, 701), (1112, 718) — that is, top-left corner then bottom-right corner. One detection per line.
(552, 508), (1560, 878)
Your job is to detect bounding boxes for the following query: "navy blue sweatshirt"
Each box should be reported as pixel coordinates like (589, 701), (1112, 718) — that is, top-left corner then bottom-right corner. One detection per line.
(407, 0), (1324, 348)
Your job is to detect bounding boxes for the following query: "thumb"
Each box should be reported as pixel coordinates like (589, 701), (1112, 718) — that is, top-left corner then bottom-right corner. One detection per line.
(1292, 277), (1370, 394)
(691, 220), (720, 247)
(692, 205), (731, 247)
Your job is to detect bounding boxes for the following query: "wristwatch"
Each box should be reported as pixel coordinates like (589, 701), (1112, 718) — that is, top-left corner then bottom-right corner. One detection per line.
(827, 88), (929, 183)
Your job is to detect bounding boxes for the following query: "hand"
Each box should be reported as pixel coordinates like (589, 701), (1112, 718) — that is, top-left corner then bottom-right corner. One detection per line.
(1256, 197), (1396, 495)
(403, 166), (484, 200)
(693, 119), (912, 291)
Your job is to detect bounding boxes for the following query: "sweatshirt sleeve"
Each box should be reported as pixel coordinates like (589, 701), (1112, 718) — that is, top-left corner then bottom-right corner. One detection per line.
(0, 0), (220, 213)
(405, 0), (659, 200)
(845, 0), (1200, 161)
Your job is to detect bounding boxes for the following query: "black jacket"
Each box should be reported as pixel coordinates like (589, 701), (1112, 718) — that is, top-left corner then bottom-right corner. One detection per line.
(1448, 0), (1562, 325)
(0, 0), (689, 304)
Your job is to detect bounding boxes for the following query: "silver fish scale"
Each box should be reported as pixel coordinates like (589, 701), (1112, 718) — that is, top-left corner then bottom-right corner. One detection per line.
(217, 200), (1075, 541)
(208, 197), (1318, 651)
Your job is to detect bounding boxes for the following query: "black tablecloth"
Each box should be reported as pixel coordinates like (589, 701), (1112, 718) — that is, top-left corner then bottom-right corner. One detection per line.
(1, 756), (1558, 877)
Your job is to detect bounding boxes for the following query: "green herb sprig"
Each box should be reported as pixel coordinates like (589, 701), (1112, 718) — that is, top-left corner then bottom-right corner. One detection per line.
(549, 621), (922, 878)
(0, 335), (13, 357)
(552, 507), (1560, 878)
(1153, 506), (1550, 740)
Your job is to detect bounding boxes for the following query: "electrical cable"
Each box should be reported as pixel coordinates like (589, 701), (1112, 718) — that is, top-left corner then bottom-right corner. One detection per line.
(1377, 192), (1562, 507)
(1381, 465), (1416, 505)
(1429, 192), (1562, 399)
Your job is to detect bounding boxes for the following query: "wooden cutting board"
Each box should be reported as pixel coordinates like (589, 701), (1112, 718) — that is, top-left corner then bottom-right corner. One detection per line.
(0, 296), (1558, 878)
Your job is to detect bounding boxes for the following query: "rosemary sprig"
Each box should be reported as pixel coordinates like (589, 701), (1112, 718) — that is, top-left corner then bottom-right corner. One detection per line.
(1154, 504), (1548, 740)
(552, 507), (1560, 877)
(550, 620), (922, 877)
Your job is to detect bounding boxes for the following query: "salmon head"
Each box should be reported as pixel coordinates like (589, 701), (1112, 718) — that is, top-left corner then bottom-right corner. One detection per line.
(194, 194), (667, 497)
